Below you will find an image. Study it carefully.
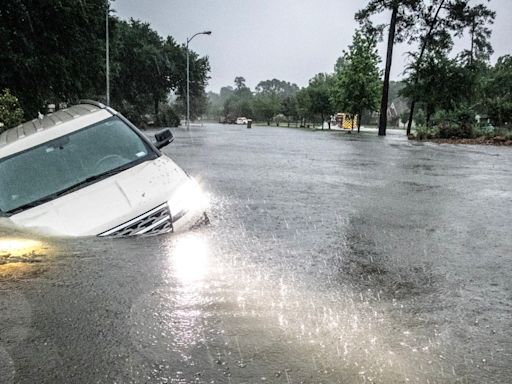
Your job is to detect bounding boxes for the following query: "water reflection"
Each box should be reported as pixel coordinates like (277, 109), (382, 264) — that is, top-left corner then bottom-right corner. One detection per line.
(170, 234), (210, 284)
(0, 238), (45, 258)
(130, 233), (213, 363)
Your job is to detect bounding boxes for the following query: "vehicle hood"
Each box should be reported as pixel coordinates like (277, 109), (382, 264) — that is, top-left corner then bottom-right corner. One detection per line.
(7, 156), (189, 237)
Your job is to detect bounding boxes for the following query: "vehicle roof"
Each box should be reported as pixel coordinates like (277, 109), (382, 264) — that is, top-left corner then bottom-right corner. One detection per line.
(0, 104), (106, 147)
(0, 103), (114, 158)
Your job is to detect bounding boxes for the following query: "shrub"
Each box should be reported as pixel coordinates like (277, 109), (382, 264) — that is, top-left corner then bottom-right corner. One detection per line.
(435, 106), (476, 139)
(414, 125), (438, 140)
(0, 89), (24, 133)
(157, 104), (180, 127)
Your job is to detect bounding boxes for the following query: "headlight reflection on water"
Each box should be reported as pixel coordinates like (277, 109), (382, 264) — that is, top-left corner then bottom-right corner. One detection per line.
(0, 238), (43, 257)
(0, 237), (49, 278)
(170, 234), (210, 284)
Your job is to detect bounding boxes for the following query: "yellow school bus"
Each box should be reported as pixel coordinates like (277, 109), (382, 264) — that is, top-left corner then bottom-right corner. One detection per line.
(335, 113), (358, 131)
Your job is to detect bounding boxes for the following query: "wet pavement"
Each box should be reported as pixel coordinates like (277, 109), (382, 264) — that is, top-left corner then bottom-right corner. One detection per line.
(0, 123), (511, 383)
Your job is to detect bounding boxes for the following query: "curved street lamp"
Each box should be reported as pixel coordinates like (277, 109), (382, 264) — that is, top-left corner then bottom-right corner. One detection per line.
(186, 31), (211, 130)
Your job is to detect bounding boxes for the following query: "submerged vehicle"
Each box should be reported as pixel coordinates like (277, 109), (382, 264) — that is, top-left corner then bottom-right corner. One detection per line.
(0, 101), (208, 237)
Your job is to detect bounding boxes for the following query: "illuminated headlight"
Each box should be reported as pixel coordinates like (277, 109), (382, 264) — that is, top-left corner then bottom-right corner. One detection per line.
(167, 178), (208, 222)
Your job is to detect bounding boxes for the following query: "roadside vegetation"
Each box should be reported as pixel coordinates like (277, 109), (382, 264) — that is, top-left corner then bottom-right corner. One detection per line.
(208, 0), (510, 143)
(0, 0), (209, 129)
(0, 89), (24, 134)
(0, 0), (510, 143)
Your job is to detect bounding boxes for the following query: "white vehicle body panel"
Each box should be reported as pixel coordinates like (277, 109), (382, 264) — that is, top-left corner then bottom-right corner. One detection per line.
(7, 156), (189, 237)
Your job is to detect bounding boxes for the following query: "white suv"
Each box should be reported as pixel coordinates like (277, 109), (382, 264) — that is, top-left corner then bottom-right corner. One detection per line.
(0, 101), (207, 237)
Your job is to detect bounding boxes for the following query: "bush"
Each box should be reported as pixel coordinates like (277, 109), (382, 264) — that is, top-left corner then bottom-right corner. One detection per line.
(157, 104), (180, 127)
(414, 125), (438, 140)
(0, 89), (24, 133)
(472, 124), (496, 139)
(435, 106), (475, 139)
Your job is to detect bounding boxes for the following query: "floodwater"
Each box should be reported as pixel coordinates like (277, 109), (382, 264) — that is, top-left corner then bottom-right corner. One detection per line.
(0, 124), (511, 383)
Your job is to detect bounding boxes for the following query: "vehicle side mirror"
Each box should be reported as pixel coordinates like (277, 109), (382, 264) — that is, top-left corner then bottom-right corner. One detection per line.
(155, 128), (174, 149)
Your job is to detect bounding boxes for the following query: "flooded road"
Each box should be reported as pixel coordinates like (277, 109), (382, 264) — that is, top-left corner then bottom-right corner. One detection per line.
(1, 124), (511, 383)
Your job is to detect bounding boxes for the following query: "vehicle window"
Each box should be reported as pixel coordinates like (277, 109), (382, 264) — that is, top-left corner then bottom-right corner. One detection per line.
(0, 116), (154, 213)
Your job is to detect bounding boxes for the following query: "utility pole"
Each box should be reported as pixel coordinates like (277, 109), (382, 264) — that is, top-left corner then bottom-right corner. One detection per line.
(106, 2), (110, 106)
(186, 31), (211, 130)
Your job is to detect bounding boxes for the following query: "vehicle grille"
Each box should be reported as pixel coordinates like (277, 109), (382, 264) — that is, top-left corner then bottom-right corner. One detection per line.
(98, 203), (172, 237)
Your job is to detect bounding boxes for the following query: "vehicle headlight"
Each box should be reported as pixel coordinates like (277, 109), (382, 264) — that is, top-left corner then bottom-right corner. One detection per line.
(0, 238), (43, 257)
(167, 179), (208, 220)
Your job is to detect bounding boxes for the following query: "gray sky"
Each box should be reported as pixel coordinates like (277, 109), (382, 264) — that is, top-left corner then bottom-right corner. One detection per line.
(113, 0), (512, 93)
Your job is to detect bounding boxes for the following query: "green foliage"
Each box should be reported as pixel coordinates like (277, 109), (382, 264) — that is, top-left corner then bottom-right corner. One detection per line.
(356, 0), (423, 134)
(253, 92), (277, 125)
(331, 30), (381, 123)
(306, 73), (335, 125)
(0, 89), (24, 132)
(413, 125), (439, 140)
(157, 103), (180, 127)
(435, 108), (475, 139)
(222, 78), (254, 121)
(449, 2), (496, 65)
(111, 20), (210, 124)
(480, 55), (512, 127)
(0, 0), (108, 117)
(402, 52), (472, 124)
(0, 4), (210, 124)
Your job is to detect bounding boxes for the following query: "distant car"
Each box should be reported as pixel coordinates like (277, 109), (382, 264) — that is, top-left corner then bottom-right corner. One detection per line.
(0, 101), (208, 237)
(236, 117), (248, 125)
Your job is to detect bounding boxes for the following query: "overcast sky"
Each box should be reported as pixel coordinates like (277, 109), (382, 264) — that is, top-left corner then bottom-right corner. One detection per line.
(112, 0), (511, 93)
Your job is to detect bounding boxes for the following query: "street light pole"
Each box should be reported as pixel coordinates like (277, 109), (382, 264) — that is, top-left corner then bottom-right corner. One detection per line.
(186, 31), (211, 130)
(106, 2), (110, 106)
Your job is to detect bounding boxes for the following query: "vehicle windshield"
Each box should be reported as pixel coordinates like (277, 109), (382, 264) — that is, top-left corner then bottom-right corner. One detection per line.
(0, 116), (155, 214)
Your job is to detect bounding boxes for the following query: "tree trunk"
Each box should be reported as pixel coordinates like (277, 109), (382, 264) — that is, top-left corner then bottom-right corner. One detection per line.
(407, 0), (446, 136)
(378, 5), (398, 136)
(426, 104), (432, 127)
(328, 120), (331, 130)
(321, 113), (324, 130)
(154, 98), (159, 117)
(470, 18), (475, 66)
(357, 111), (362, 133)
(407, 100), (416, 135)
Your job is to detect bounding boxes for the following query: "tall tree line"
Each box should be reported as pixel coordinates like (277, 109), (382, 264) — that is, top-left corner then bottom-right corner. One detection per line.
(0, 0), (210, 125)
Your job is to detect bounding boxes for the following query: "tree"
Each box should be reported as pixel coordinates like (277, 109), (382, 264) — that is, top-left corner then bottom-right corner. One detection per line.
(253, 79), (299, 125)
(296, 88), (312, 127)
(404, 0), (496, 134)
(450, 1), (495, 66)
(110, 20), (210, 124)
(253, 93), (277, 125)
(356, 0), (423, 136)
(223, 78), (253, 120)
(0, 89), (24, 132)
(110, 19), (167, 119)
(331, 30), (381, 132)
(481, 55), (512, 127)
(0, 0), (108, 117)
(401, 52), (471, 126)
(304, 73), (335, 129)
(234, 77), (246, 90)
(281, 95), (299, 127)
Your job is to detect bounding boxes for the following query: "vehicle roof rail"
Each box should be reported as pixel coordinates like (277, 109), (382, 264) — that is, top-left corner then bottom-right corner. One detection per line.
(78, 99), (106, 109)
